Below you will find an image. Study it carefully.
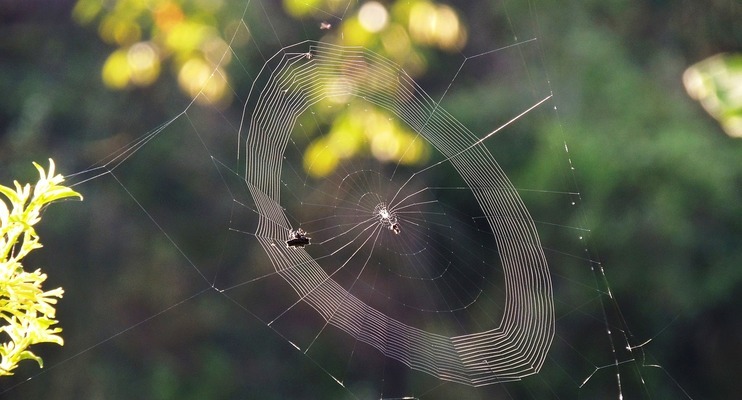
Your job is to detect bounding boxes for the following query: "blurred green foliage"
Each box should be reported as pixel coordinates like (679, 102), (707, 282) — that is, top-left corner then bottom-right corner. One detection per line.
(70, 0), (469, 176)
(684, 53), (742, 138)
(284, 0), (468, 176)
(0, 0), (740, 398)
(72, 0), (235, 104)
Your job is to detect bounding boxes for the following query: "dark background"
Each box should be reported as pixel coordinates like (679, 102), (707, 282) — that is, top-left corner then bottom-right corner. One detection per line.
(1, 0), (740, 398)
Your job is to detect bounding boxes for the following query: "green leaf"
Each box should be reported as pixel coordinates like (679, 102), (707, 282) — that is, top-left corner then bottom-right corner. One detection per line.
(18, 350), (43, 368)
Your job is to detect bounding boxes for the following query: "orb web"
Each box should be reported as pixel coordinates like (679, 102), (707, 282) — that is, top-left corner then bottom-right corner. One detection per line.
(240, 41), (554, 386)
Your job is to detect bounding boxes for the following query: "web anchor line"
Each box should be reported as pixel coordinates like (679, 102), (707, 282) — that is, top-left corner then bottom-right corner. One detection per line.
(388, 94), (551, 209)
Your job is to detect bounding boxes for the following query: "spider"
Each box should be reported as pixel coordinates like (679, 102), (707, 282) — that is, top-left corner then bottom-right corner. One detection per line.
(285, 228), (311, 248)
(374, 204), (401, 235)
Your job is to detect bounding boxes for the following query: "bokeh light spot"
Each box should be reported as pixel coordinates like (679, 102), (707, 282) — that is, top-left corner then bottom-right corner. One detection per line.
(304, 139), (339, 178)
(128, 42), (161, 86)
(341, 18), (373, 46)
(101, 49), (131, 89)
(154, 2), (185, 33)
(408, 1), (437, 45)
(178, 58), (229, 105)
(283, 0), (320, 18)
(434, 5), (466, 51)
(99, 16), (142, 46)
(166, 21), (211, 54)
(358, 1), (389, 33)
(202, 36), (232, 66)
(71, 0), (102, 25)
(408, 1), (466, 51)
(370, 130), (399, 161)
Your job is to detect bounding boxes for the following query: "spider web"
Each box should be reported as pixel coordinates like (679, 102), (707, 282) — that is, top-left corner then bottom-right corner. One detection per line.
(1, 1), (694, 399)
(239, 40), (554, 386)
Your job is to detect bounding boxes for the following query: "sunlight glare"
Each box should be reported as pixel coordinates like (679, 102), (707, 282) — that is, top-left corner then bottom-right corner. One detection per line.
(358, 2), (389, 33)
(127, 42), (160, 86)
(178, 58), (229, 105)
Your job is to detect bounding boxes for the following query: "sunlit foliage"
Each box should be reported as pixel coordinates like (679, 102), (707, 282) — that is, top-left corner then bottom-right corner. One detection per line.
(285, 0), (466, 176)
(72, 0), (232, 105)
(286, 0), (467, 76)
(684, 53), (742, 138)
(301, 102), (429, 178)
(72, 0), (466, 175)
(0, 160), (82, 376)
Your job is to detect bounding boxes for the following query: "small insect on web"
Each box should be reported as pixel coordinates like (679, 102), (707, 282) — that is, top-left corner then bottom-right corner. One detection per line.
(286, 228), (311, 248)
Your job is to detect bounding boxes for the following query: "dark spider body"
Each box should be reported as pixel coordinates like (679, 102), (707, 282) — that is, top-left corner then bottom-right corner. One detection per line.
(286, 228), (311, 248)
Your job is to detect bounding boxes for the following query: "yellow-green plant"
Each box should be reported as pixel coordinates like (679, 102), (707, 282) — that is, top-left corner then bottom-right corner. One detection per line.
(0, 159), (82, 376)
(683, 53), (742, 138)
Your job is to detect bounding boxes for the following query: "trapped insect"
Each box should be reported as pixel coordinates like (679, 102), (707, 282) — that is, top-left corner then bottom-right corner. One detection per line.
(286, 228), (311, 248)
